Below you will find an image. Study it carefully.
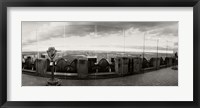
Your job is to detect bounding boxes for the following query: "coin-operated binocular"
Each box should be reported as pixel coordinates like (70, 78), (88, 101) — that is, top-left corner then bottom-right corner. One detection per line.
(46, 47), (61, 86)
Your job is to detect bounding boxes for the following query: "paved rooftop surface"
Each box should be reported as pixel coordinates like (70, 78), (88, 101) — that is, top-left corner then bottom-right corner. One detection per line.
(22, 67), (178, 86)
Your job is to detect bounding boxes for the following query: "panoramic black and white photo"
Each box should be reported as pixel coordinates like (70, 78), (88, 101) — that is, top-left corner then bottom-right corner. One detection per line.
(22, 21), (178, 86)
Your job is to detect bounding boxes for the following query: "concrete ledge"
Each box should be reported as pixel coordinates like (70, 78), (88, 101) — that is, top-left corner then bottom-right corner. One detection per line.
(46, 72), (78, 76)
(90, 72), (116, 76)
(23, 69), (36, 73)
(22, 65), (173, 79)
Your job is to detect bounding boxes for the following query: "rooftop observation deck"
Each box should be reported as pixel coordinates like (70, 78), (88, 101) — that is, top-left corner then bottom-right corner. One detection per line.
(22, 67), (178, 86)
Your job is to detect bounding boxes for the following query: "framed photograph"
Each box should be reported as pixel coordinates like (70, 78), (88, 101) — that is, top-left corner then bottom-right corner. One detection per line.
(0, 0), (199, 107)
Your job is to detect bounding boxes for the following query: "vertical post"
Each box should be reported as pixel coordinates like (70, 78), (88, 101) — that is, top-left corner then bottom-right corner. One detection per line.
(166, 40), (168, 58)
(123, 27), (125, 53)
(122, 27), (125, 76)
(36, 23), (39, 59)
(142, 32), (146, 72)
(64, 23), (66, 53)
(156, 39), (159, 70)
(64, 23), (66, 38)
(173, 41), (175, 67)
(157, 39), (159, 59)
(35, 24), (39, 71)
(143, 32), (146, 60)
(142, 32), (146, 70)
(51, 59), (54, 80)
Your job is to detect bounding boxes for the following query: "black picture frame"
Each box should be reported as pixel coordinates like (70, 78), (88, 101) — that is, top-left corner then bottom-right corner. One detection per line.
(0, 0), (199, 108)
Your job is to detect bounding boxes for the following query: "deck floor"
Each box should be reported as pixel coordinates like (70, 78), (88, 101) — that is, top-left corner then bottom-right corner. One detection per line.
(22, 67), (178, 86)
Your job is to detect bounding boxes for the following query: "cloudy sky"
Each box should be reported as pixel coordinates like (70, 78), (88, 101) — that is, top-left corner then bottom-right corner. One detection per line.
(22, 21), (178, 53)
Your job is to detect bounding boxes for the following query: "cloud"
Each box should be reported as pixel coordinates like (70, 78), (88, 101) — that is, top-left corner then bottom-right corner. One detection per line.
(64, 25), (95, 37)
(22, 21), (178, 51)
(148, 23), (178, 37)
(22, 22), (64, 45)
(95, 25), (123, 37)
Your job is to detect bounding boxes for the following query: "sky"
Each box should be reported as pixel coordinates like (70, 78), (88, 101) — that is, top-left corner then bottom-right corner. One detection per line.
(22, 21), (178, 53)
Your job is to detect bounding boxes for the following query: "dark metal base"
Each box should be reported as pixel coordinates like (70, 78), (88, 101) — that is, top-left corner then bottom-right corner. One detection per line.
(46, 78), (61, 86)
